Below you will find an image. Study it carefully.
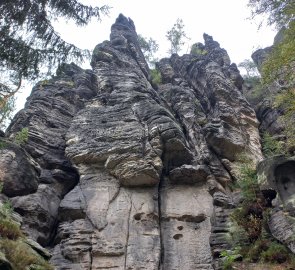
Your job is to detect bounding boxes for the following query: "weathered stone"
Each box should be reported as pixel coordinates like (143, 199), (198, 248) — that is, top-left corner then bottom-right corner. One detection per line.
(25, 238), (52, 259)
(4, 13), (267, 269)
(11, 184), (60, 245)
(268, 209), (295, 253)
(169, 164), (210, 184)
(257, 155), (295, 214)
(213, 192), (234, 208)
(0, 141), (39, 197)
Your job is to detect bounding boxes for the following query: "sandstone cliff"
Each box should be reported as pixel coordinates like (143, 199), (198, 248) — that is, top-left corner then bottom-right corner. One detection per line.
(0, 14), (294, 270)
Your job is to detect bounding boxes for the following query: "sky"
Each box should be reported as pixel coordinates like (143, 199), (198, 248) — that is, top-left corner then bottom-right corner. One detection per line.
(15, 0), (277, 113)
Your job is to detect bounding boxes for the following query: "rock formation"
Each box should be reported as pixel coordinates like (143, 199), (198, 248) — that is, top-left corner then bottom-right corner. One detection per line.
(2, 14), (294, 270)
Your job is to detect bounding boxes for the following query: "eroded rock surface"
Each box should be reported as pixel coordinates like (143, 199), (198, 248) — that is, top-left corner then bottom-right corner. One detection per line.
(3, 14), (264, 269)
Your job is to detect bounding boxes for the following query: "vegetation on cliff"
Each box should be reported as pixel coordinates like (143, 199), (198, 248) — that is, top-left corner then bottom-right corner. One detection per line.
(0, 201), (53, 270)
(221, 157), (295, 269)
(249, 0), (295, 83)
(0, 0), (109, 127)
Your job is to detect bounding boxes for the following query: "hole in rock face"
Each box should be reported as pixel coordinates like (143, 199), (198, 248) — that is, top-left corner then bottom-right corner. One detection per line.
(274, 161), (295, 205)
(101, 119), (107, 124)
(173, 234), (183, 240)
(37, 213), (47, 223)
(133, 213), (142, 221)
(177, 226), (184, 231)
(261, 189), (277, 207)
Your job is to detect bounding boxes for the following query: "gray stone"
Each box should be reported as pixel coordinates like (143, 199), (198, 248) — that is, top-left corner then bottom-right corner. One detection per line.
(169, 164), (210, 184)
(0, 141), (39, 197)
(25, 238), (52, 259)
(257, 155), (295, 214)
(268, 209), (295, 253)
(4, 13), (266, 269)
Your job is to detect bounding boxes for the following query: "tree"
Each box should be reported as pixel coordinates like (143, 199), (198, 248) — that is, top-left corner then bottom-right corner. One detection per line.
(248, 0), (295, 83)
(138, 34), (159, 67)
(166, 18), (190, 55)
(238, 59), (260, 78)
(0, 0), (109, 128)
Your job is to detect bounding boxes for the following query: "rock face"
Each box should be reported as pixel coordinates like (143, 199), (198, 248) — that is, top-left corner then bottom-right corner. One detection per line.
(2, 14), (264, 269)
(257, 156), (295, 253)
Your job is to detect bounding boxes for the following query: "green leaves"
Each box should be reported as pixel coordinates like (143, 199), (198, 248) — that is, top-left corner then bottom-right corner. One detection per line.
(0, 0), (109, 127)
(249, 0), (295, 84)
(138, 35), (159, 67)
(262, 132), (285, 157)
(166, 18), (190, 55)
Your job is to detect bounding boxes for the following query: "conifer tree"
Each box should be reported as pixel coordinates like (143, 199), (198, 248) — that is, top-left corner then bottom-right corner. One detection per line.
(0, 0), (109, 127)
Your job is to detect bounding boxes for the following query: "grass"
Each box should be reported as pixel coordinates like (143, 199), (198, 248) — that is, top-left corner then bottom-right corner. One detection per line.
(0, 218), (23, 240)
(0, 239), (54, 270)
(0, 202), (54, 270)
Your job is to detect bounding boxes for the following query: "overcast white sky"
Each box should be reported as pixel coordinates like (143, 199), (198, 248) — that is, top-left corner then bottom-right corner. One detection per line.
(15, 0), (276, 112)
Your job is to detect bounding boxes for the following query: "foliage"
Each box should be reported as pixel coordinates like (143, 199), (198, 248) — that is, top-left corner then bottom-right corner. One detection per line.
(248, 0), (295, 83)
(236, 161), (259, 202)
(220, 248), (241, 270)
(274, 88), (295, 151)
(14, 127), (29, 145)
(190, 43), (208, 56)
(138, 35), (159, 67)
(261, 24), (295, 84)
(1, 201), (14, 216)
(238, 59), (260, 78)
(225, 155), (295, 267)
(0, 77), (16, 129)
(0, 138), (7, 148)
(262, 132), (285, 157)
(0, 0), (109, 126)
(0, 239), (54, 270)
(0, 218), (23, 240)
(166, 18), (190, 54)
(150, 69), (162, 86)
(0, 202), (53, 269)
(261, 242), (290, 263)
(230, 159), (265, 242)
(248, 0), (294, 28)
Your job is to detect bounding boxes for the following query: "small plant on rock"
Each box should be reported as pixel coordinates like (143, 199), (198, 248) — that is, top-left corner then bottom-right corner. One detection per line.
(262, 132), (285, 157)
(150, 69), (162, 86)
(0, 239), (54, 270)
(0, 218), (23, 240)
(14, 127), (29, 145)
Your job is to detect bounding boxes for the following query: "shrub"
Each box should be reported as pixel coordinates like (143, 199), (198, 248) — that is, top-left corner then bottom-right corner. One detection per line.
(246, 238), (272, 262)
(236, 161), (259, 202)
(261, 242), (290, 263)
(14, 127), (29, 145)
(262, 132), (285, 157)
(231, 157), (266, 242)
(274, 88), (295, 152)
(1, 201), (13, 216)
(150, 69), (162, 85)
(190, 43), (208, 56)
(0, 239), (54, 270)
(0, 139), (7, 149)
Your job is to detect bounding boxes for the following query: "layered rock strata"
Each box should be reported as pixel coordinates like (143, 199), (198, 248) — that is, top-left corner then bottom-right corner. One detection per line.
(2, 14), (264, 269)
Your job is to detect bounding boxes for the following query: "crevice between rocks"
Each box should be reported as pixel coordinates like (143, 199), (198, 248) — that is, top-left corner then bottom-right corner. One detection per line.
(124, 192), (132, 270)
(158, 173), (164, 270)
